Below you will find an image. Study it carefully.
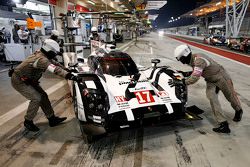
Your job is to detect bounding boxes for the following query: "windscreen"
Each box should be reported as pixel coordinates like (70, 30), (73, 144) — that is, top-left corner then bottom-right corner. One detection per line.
(99, 57), (139, 76)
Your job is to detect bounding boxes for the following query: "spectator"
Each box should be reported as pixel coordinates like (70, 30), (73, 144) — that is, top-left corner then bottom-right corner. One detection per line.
(12, 24), (20, 43)
(17, 26), (29, 44)
(2, 27), (11, 43)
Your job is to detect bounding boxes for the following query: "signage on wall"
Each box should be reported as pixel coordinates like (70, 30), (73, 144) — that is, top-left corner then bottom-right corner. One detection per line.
(26, 18), (43, 30)
(68, 2), (75, 11)
(48, 0), (57, 6)
(145, 1), (167, 10)
(76, 4), (90, 12)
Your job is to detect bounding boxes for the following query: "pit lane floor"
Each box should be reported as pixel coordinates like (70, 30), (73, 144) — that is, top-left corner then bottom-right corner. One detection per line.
(0, 33), (250, 167)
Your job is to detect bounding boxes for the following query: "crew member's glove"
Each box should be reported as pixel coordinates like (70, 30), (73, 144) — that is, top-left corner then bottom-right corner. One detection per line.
(168, 79), (185, 87)
(65, 73), (79, 81)
(177, 70), (192, 77)
(65, 68), (78, 73)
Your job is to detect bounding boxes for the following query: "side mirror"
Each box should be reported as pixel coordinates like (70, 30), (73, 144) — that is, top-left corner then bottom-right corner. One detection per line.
(151, 59), (160, 68)
(77, 58), (84, 63)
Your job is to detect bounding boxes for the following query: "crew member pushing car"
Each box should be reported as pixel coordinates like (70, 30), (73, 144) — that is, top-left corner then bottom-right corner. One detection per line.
(170, 44), (243, 133)
(11, 39), (78, 132)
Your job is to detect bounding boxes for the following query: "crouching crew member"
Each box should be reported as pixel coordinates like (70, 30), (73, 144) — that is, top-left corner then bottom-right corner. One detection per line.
(170, 44), (243, 133)
(11, 39), (78, 132)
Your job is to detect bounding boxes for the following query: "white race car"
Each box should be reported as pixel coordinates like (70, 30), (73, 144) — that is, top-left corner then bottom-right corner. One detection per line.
(71, 46), (188, 142)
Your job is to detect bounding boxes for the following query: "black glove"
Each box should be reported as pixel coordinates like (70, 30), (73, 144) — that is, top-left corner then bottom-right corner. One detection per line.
(168, 79), (185, 87)
(177, 70), (192, 77)
(65, 73), (79, 81)
(65, 68), (78, 73)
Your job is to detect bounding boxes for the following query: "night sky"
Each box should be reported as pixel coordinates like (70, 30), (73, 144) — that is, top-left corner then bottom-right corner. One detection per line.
(151, 0), (206, 28)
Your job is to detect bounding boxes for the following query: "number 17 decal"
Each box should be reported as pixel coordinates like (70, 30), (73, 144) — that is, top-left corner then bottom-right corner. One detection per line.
(134, 91), (155, 104)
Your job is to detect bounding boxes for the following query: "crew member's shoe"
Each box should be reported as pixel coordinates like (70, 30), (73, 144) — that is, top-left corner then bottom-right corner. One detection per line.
(24, 119), (40, 132)
(213, 121), (231, 134)
(233, 109), (243, 122)
(48, 115), (67, 127)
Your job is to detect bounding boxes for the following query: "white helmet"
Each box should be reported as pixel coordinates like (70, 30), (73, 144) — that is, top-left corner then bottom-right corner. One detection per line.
(41, 39), (60, 59)
(51, 30), (60, 37)
(91, 27), (97, 32)
(174, 44), (191, 60)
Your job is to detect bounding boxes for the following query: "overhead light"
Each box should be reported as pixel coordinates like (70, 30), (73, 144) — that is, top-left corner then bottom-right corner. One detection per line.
(200, 9), (203, 12)
(178, 17), (180, 19)
(171, 17), (174, 19)
(145, 11), (148, 14)
(190, 13), (193, 15)
(87, 0), (95, 5)
(114, 12), (125, 15)
(12, 0), (20, 3)
(216, 2), (221, 6)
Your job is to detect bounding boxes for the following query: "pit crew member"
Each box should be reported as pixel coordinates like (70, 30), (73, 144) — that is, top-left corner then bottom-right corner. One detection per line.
(170, 44), (243, 133)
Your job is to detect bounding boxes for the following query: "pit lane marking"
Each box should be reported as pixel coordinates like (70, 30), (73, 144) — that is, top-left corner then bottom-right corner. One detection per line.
(122, 47), (130, 52)
(118, 40), (135, 50)
(49, 140), (73, 165)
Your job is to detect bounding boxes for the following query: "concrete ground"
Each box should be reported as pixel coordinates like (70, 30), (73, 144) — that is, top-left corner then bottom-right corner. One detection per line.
(0, 33), (250, 167)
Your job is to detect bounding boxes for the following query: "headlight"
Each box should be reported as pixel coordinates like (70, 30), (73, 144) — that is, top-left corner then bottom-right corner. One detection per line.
(158, 30), (164, 36)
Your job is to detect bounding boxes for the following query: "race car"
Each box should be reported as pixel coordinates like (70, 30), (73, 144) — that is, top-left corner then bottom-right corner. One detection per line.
(71, 46), (188, 142)
(240, 38), (250, 53)
(203, 35), (226, 45)
(227, 37), (243, 50)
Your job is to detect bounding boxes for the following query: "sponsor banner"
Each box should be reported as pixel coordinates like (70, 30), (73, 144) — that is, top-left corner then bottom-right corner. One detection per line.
(145, 1), (167, 10)
(136, 3), (146, 10)
(76, 4), (90, 12)
(68, 2), (75, 11)
(148, 14), (159, 20)
(48, 0), (56, 6)
(26, 18), (42, 30)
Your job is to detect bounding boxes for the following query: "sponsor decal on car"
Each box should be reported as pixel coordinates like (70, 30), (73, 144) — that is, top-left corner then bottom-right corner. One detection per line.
(129, 86), (147, 92)
(114, 96), (130, 110)
(134, 90), (155, 104)
(119, 79), (149, 85)
(157, 91), (172, 103)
